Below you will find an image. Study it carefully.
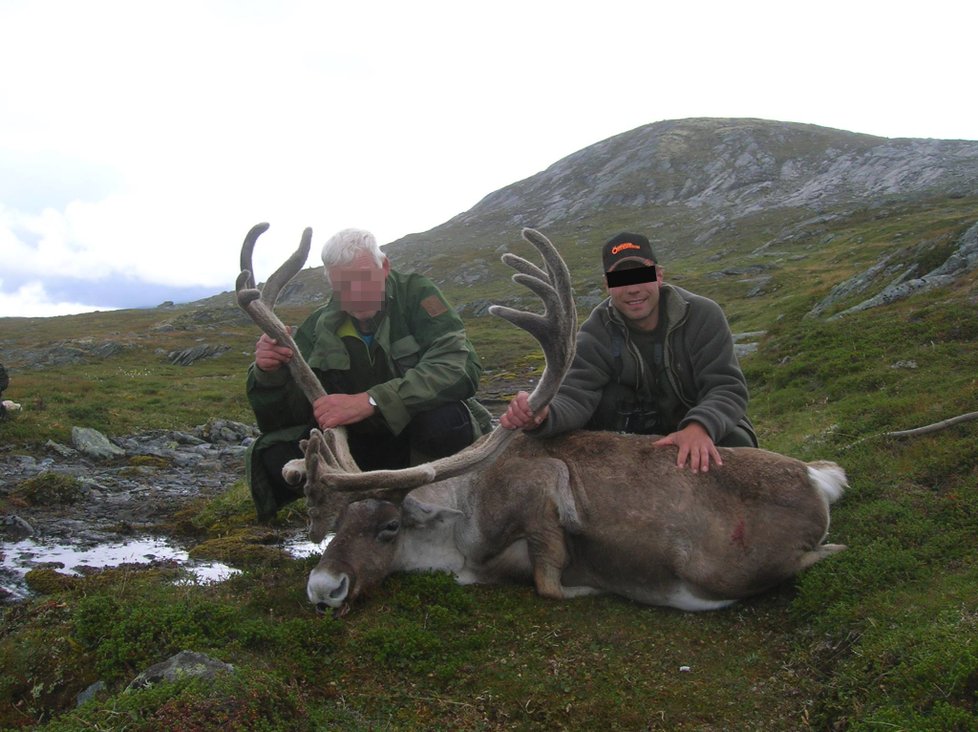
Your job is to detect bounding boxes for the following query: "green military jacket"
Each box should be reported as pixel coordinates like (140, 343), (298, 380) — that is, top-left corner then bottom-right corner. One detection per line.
(245, 268), (492, 520)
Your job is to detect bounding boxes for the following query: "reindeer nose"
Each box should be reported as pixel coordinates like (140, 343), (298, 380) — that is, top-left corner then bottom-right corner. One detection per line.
(316, 602), (330, 614)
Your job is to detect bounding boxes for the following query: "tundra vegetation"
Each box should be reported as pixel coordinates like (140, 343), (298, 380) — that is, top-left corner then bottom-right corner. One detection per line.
(1, 196), (977, 730)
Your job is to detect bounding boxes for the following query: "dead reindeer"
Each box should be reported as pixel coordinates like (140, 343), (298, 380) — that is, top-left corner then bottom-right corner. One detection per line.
(237, 224), (847, 617)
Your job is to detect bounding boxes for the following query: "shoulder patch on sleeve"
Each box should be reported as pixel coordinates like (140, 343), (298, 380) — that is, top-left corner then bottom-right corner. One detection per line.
(421, 294), (449, 318)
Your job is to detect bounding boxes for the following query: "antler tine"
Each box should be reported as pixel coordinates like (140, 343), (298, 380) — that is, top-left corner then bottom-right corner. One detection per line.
(236, 223), (325, 404)
(305, 227), (576, 499)
(499, 252), (550, 284)
(522, 227), (574, 299)
(490, 228), (577, 412)
(313, 426), (359, 473)
(262, 227), (312, 308)
(239, 222), (269, 291)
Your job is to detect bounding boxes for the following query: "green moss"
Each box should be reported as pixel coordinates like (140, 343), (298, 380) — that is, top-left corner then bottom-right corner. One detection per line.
(188, 530), (289, 566)
(184, 479), (255, 530)
(127, 454), (173, 469)
(13, 472), (87, 505)
(23, 569), (82, 595)
(40, 668), (320, 732)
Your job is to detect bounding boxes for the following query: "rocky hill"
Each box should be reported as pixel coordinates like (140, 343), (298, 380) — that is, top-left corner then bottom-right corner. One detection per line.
(243, 117), (978, 313)
(448, 118), (978, 227)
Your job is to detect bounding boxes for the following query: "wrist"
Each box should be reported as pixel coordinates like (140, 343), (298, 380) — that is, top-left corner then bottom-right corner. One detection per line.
(252, 363), (289, 386)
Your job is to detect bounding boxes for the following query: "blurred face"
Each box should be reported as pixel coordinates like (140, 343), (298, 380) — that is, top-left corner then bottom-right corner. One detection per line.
(329, 252), (390, 323)
(605, 262), (663, 331)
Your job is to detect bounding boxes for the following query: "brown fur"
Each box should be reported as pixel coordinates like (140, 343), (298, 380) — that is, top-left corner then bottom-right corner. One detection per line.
(307, 431), (846, 612)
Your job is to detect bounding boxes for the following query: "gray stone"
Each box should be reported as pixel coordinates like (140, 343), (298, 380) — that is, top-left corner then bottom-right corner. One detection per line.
(45, 440), (79, 458)
(127, 650), (234, 690)
(76, 680), (106, 707)
(732, 331), (766, 359)
(1, 514), (35, 539)
(166, 344), (230, 366)
(815, 219), (978, 320)
(71, 427), (126, 459)
(171, 431), (207, 446)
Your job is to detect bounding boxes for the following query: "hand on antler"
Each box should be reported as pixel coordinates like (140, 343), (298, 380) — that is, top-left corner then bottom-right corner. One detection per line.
(500, 390), (549, 431)
(313, 393), (376, 430)
(255, 331), (295, 372)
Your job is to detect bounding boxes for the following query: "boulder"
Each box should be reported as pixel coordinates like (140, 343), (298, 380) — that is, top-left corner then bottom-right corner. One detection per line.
(127, 650), (234, 690)
(71, 427), (125, 459)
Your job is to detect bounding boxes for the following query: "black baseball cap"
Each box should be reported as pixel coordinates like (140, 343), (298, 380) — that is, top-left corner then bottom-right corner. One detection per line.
(602, 232), (656, 272)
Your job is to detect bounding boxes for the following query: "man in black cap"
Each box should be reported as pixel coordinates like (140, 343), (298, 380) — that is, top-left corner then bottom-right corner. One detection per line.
(501, 231), (756, 473)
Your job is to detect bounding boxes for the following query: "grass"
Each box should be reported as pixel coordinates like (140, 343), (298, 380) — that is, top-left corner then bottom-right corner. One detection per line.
(2, 197), (978, 729)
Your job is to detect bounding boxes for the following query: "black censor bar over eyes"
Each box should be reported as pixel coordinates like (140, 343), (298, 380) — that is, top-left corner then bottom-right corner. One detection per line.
(605, 266), (657, 288)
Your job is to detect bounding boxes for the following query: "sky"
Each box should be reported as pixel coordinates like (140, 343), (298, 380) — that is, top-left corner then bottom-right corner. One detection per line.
(1, 0), (976, 318)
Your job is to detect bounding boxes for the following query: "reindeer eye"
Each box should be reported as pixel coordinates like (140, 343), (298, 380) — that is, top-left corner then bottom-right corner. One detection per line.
(378, 520), (400, 541)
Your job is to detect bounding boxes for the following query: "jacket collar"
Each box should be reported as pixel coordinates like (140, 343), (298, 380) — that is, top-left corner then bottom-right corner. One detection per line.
(601, 282), (689, 336)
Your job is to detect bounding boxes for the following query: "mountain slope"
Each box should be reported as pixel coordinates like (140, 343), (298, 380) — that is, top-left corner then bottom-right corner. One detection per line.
(39, 117), (976, 329)
(386, 117), (978, 267)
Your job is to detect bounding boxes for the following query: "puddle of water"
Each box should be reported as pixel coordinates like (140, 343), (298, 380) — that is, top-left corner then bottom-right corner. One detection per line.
(283, 534), (332, 559)
(1, 533), (335, 601)
(1, 536), (240, 598)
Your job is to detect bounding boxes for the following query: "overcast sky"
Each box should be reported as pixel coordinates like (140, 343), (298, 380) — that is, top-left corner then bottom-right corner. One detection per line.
(1, 0), (976, 318)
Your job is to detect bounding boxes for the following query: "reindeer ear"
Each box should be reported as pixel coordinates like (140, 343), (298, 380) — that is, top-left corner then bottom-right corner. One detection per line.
(401, 496), (463, 528)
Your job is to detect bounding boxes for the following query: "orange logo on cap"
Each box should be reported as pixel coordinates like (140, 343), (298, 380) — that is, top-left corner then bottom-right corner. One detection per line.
(611, 242), (641, 255)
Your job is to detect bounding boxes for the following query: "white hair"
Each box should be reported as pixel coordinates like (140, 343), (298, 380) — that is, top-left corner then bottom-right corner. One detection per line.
(321, 228), (386, 283)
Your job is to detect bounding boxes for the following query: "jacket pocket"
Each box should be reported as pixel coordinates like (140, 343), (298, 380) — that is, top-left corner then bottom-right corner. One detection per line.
(389, 335), (421, 373)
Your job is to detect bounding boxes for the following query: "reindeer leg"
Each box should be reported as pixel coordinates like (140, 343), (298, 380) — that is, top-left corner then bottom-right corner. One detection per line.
(530, 524), (603, 600)
(517, 459), (603, 600)
(797, 543), (847, 570)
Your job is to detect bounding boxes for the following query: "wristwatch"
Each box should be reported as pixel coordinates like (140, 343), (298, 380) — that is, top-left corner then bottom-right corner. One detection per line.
(367, 395), (378, 408)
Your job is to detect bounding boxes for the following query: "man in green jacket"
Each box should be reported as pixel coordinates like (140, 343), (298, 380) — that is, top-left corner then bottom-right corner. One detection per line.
(501, 231), (756, 473)
(246, 228), (492, 521)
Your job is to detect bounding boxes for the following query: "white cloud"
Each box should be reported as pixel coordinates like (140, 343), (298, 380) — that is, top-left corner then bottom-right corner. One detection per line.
(0, 279), (114, 318)
(1, 0), (976, 317)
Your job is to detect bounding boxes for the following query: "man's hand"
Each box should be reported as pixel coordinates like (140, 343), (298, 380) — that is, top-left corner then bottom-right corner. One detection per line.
(653, 422), (722, 473)
(500, 390), (549, 430)
(313, 393), (376, 430)
(255, 331), (294, 372)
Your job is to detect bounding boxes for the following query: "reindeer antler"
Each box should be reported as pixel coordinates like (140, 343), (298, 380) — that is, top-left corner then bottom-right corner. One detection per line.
(237, 223), (359, 473)
(493, 227), (577, 414)
(303, 227), (577, 502)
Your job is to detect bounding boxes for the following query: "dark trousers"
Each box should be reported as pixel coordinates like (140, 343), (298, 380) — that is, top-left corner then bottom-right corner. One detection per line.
(261, 401), (476, 506)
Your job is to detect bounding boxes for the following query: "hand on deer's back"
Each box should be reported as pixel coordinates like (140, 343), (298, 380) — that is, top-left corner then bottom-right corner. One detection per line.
(652, 422), (723, 473)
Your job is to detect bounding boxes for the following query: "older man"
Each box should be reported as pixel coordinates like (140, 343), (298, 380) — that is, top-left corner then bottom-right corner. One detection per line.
(246, 228), (491, 520)
(502, 231), (756, 473)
